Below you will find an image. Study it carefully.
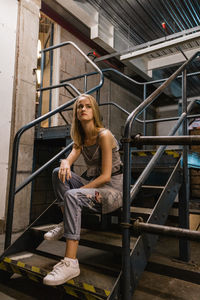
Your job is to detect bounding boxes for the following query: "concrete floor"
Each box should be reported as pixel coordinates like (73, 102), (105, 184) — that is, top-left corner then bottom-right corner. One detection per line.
(0, 232), (200, 300)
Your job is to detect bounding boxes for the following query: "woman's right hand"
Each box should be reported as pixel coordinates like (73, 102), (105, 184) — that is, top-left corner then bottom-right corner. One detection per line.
(58, 159), (72, 183)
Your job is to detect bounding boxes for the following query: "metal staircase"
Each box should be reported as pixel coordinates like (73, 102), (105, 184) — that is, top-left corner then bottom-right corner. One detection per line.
(1, 42), (200, 300)
(0, 149), (182, 300)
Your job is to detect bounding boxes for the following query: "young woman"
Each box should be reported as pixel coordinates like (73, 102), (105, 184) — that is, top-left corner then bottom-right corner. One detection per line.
(43, 94), (123, 286)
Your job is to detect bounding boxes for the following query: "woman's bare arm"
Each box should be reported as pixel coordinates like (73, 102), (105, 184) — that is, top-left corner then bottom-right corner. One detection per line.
(59, 146), (81, 183)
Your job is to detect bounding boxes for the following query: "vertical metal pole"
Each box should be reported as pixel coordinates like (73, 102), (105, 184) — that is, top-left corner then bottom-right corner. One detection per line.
(48, 24), (54, 127)
(122, 141), (132, 300)
(38, 51), (45, 119)
(179, 69), (190, 261)
(4, 133), (21, 249)
(143, 84), (147, 137)
(96, 88), (100, 104)
(84, 75), (87, 93)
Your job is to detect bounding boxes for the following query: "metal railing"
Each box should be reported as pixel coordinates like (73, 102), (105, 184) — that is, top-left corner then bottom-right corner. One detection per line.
(5, 41), (104, 249)
(5, 38), (200, 300)
(121, 51), (200, 300)
(59, 67), (200, 132)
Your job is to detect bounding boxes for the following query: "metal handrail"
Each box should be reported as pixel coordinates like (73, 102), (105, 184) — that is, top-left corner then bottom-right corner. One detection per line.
(130, 99), (196, 200)
(62, 100), (200, 124)
(62, 102), (130, 116)
(38, 82), (81, 95)
(39, 41), (104, 95)
(5, 41), (104, 249)
(16, 142), (73, 194)
(124, 51), (200, 138)
(121, 51), (200, 300)
(60, 68), (200, 87)
(60, 67), (200, 126)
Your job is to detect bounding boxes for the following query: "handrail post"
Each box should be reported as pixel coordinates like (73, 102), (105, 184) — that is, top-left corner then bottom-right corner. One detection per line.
(143, 83), (147, 137)
(38, 51), (45, 119)
(5, 41), (104, 250)
(5, 132), (22, 249)
(48, 23), (54, 127)
(96, 88), (100, 104)
(179, 69), (190, 261)
(143, 83), (147, 136)
(122, 140), (132, 300)
(84, 75), (87, 93)
(122, 51), (200, 298)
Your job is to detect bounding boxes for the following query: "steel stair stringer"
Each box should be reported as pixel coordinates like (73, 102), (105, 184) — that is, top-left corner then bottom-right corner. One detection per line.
(0, 200), (59, 261)
(108, 157), (183, 299)
(129, 157), (182, 293)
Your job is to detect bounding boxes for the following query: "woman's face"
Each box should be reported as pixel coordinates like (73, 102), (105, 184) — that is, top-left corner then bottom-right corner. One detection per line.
(76, 97), (94, 122)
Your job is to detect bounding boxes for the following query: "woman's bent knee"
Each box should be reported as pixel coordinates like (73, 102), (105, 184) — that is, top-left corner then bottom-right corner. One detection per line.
(52, 168), (60, 183)
(52, 167), (59, 177)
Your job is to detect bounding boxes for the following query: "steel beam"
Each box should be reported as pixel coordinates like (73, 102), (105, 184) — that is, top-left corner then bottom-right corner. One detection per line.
(120, 31), (200, 61)
(94, 26), (200, 62)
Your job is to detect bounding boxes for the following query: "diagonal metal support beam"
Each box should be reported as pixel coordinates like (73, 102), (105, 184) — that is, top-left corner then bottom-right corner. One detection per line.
(129, 158), (182, 293)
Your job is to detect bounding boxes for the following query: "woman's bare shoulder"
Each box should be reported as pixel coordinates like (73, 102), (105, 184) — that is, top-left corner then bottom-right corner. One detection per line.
(98, 128), (112, 139)
(98, 129), (117, 148)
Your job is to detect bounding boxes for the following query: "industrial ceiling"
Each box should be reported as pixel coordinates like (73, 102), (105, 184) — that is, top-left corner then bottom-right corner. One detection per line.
(87, 0), (200, 44)
(42, 0), (200, 101)
(86, 0), (200, 100)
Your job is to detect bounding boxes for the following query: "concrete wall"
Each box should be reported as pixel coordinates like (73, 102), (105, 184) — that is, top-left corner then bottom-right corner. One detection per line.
(47, 26), (156, 175)
(1, 0), (41, 232)
(156, 104), (178, 135)
(12, 0), (41, 231)
(56, 27), (156, 134)
(0, 0), (18, 232)
(156, 104), (179, 150)
(58, 27), (101, 126)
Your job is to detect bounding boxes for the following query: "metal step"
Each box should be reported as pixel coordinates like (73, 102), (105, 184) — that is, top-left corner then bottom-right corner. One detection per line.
(122, 157), (182, 296)
(120, 151), (182, 177)
(80, 229), (136, 252)
(130, 207), (178, 217)
(141, 185), (165, 189)
(0, 251), (117, 299)
(31, 225), (137, 253)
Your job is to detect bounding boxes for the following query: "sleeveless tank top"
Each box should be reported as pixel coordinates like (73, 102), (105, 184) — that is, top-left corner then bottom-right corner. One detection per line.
(81, 129), (122, 179)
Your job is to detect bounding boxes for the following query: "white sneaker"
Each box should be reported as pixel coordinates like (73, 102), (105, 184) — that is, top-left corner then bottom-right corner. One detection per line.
(44, 222), (64, 241)
(43, 258), (80, 286)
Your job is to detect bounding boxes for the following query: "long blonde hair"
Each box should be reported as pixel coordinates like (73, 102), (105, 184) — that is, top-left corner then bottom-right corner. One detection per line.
(71, 94), (103, 147)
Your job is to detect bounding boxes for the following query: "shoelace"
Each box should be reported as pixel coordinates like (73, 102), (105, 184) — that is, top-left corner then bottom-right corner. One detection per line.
(49, 226), (62, 234)
(51, 260), (70, 275)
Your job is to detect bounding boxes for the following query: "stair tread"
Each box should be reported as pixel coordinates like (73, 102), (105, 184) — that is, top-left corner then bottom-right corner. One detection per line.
(130, 207), (152, 214)
(32, 226), (137, 249)
(130, 206), (178, 216)
(149, 252), (200, 273)
(3, 251), (117, 296)
(80, 229), (136, 248)
(141, 185), (165, 189)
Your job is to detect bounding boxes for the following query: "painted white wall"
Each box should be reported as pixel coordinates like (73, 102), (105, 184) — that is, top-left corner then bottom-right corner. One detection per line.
(0, 0), (18, 220)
